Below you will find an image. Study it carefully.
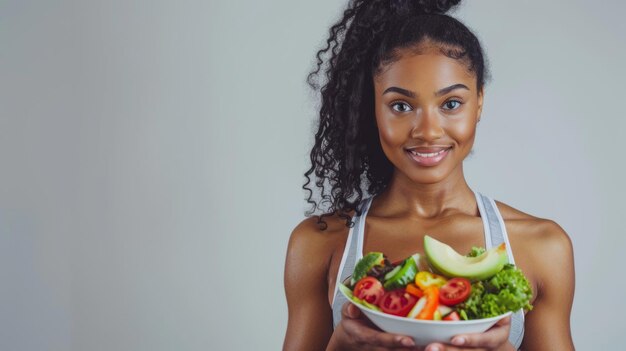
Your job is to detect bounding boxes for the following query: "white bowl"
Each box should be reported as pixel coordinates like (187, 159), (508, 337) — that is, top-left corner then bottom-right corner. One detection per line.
(340, 286), (513, 346)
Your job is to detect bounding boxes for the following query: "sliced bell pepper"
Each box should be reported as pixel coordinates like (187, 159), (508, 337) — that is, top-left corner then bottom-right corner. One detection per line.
(405, 283), (424, 298)
(416, 286), (440, 320)
(415, 271), (448, 290)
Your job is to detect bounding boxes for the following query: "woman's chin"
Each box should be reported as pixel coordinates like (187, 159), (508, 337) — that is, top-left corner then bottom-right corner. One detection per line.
(409, 174), (449, 185)
(397, 168), (451, 185)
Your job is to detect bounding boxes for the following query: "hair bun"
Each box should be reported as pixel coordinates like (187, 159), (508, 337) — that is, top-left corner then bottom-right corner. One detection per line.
(391, 0), (462, 16)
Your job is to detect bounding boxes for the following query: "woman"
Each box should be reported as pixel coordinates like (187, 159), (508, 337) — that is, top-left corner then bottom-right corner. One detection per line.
(284, 0), (575, 350)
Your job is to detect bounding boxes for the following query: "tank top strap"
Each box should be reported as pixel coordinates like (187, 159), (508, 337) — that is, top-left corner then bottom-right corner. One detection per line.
(354, 197), (374, 261)
(331, 197), (373, 327)
(474, 192), (516, 264)
(474, 192), (525, 349)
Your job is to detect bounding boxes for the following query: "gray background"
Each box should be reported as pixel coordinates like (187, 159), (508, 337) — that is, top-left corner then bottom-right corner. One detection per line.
(1, 0), (624, 350)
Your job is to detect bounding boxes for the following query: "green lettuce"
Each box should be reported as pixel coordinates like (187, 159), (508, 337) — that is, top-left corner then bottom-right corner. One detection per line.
(466, 247), (486, 257)
(458, 264), (533, 320)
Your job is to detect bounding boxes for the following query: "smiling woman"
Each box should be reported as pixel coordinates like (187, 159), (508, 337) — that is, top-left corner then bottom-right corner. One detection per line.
(283, 0), (575, 350)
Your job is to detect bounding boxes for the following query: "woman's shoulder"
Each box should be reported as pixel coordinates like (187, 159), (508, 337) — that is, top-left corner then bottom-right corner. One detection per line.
(285, 213), (355, 300)
(287, 212), (354, 261)
(494, 200), (570, 242)
(291, 212), (354, 239)
(494, 199), (573, 272)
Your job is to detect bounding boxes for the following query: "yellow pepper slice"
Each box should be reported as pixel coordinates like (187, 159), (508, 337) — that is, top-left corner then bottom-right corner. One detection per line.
(415, 271), (448, 290)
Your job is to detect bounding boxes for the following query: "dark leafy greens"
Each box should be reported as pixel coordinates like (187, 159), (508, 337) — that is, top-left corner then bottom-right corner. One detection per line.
(458, 264), (533, 320)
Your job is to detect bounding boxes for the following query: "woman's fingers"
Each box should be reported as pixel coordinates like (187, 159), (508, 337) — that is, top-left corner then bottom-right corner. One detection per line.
(424, 343), (485, 351)
(423, 315), (512, 351)
(450, 315), (511, 349)
(340, 302), (418, 350)
(342, 302), (362, 319)
(343, 318), (416, 348)
(341, 303), (381, 330)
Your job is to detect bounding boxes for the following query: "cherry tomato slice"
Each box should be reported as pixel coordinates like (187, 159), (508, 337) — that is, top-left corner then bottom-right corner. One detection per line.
(439, 278), (471, 306)
(378, 290), (418, 317)
(443, 311), (461, 321)
(353, 277), (385, 305)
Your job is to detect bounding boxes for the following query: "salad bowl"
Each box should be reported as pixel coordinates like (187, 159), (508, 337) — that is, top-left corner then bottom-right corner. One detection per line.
(339, 285), (513, 345)
(339, 237), (532, 345)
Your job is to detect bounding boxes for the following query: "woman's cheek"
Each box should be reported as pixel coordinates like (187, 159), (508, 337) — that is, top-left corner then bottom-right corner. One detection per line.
(376, 114), (410, 146)
(445, 117), (477, 152)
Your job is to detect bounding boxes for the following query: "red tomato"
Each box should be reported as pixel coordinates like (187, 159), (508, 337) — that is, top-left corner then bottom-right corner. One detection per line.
(439, 278), (471, 306)
(443, 311), (461, 321)
(378, 290), (418, 317)
(353, 277), (385, 305)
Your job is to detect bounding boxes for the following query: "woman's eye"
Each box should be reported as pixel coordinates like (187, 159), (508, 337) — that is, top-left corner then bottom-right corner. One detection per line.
(391, 102), (412, 113)
(443, 100), (462, 110)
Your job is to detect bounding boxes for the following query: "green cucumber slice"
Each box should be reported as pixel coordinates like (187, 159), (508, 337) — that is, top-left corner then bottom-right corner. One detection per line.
(384, 265), (402, 281)
(407, 296), (427, 318)
(437, 304), (453, 316)
(383, 256), (418, 290)
(410, 253), (421, 266)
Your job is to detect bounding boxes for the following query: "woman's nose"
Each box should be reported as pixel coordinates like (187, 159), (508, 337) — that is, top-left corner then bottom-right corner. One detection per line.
(410, 108), (444, 141)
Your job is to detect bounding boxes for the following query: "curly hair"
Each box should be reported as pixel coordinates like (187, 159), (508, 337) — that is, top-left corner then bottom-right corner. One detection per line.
(303, 0), (490, 230)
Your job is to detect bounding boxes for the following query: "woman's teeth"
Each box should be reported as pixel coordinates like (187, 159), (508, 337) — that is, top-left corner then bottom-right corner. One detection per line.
(408, 149), (449, 158)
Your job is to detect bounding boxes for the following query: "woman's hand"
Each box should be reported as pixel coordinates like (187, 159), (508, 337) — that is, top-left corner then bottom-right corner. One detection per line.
(327, 302), (420, 350)
(330, 303), (513, 351)
(423, 315), (514, 351)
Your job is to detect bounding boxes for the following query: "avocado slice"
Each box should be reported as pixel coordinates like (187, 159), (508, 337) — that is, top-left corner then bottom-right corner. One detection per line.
(424, 235), (508, 282)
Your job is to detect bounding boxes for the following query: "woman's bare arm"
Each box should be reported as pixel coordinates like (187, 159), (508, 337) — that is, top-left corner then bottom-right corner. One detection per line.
(283, 218), (335, 351)
(520, 221), (575, 350)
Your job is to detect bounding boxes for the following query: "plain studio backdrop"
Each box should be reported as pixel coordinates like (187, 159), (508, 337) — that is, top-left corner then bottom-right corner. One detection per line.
(1, 0), (624, 350)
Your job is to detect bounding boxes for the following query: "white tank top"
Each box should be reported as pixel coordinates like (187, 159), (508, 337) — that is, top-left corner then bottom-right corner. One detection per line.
(330, 191), (525, 349)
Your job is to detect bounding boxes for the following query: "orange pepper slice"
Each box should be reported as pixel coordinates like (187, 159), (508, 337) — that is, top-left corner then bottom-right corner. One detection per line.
(405, 283), (424, 298)
(416, 286), (440, 320)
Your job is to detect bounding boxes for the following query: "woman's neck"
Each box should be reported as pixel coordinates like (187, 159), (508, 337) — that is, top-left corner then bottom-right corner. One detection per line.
(374, 166), (475, 219)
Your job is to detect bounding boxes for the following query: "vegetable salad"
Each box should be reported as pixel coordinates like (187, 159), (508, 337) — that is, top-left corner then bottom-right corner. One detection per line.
(341, 248), (533, 321)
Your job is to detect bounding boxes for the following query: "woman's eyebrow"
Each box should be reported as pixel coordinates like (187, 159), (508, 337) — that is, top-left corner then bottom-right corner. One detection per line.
(382, 83), (470, 98)
(435, 83), (470, 96)
(382, 86), (416, 98)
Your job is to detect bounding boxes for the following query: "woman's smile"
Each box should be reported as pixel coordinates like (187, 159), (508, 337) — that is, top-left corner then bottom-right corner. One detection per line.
(405, 146), (452, 167)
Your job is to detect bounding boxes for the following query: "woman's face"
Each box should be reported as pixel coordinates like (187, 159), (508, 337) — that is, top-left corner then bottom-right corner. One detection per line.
(373, 48), (483, 185)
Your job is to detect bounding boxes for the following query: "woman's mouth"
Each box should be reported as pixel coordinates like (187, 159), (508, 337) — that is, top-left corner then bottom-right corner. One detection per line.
(405, 147), (452, 167)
